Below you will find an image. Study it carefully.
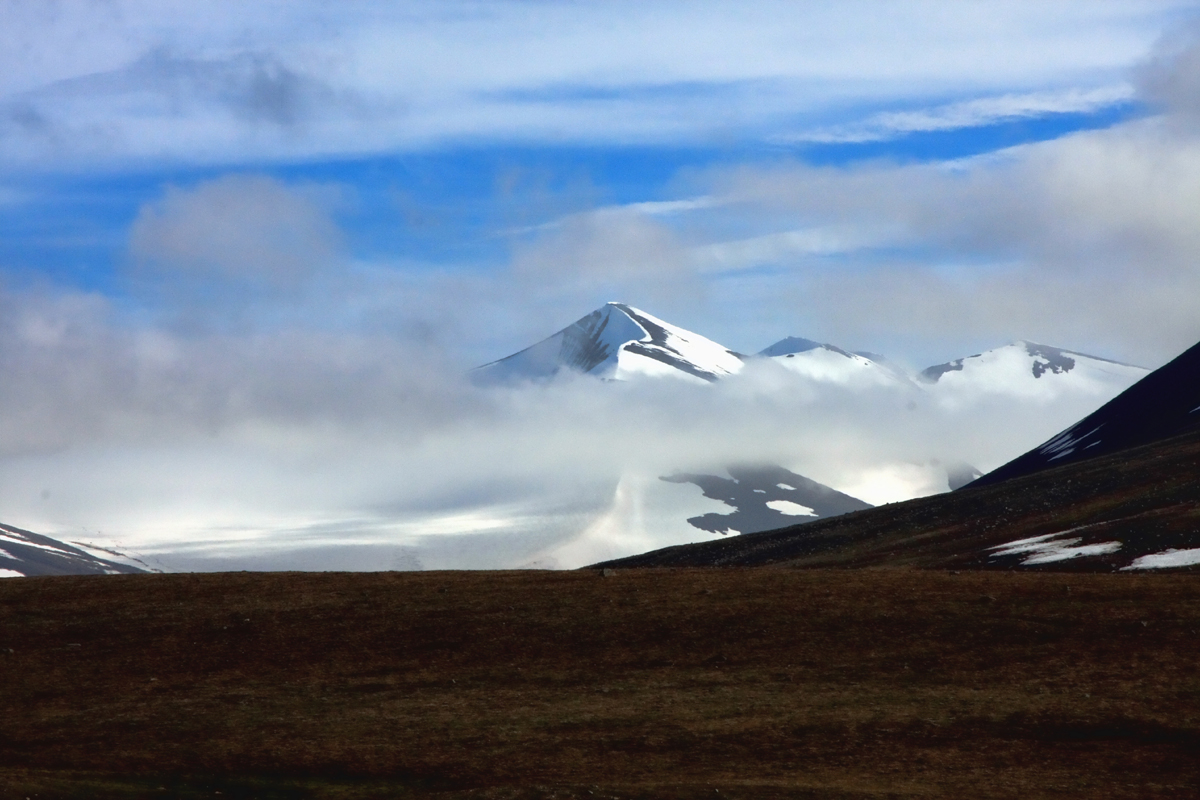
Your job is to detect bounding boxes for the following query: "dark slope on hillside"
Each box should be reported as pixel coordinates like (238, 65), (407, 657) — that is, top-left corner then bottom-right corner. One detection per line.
(0, 522), (146, 576)
(970, 338), (1200, 487)
(595, 426), (1200, 571)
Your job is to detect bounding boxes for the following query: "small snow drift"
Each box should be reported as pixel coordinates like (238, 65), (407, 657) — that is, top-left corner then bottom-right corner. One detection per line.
(472, 302), (745, 384)
(970, 336), (1200, 487)
(0, 522), (147, 577)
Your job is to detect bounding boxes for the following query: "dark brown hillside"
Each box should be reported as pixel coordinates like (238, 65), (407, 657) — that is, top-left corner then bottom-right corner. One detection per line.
(597, 426), (1200, 571)
(1, 569), (1199, 798)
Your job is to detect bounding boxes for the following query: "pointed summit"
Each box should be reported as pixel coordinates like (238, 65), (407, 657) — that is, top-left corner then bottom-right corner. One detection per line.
(473, 302), (744, 384)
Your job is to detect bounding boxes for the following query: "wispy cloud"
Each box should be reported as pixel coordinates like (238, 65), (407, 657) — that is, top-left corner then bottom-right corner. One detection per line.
(790, 85), (1137, 144)
(0, 1), (1184, 166)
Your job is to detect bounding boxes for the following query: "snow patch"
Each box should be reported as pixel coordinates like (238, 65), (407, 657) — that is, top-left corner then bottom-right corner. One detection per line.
(765, 500), (818, 517)
(989, 531), (1121, 565)
(0, 569), (24, 578)
(0, 532), (65, 554)
(1123, 547), (1200, 570)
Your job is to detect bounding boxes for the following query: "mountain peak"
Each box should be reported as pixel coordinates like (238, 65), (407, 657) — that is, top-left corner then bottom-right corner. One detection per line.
(758, 336), (853, 358)
(920, 341), (1146, 384)
(473, 303), (744, 384)
(756, 335), (904, 387)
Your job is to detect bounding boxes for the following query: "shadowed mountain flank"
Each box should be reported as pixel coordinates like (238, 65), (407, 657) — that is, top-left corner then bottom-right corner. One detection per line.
(596, 426), (1200, 572)
(0, 522), (146, 577)
(662, 464), (871, 535)
(971, 338), (1200, 487)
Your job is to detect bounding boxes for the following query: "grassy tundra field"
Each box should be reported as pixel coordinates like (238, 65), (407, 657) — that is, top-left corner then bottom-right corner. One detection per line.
(1, 569), (1198, 799)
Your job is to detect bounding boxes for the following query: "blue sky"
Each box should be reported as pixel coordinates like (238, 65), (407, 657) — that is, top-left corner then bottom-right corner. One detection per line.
(6, 1), (1200, 365)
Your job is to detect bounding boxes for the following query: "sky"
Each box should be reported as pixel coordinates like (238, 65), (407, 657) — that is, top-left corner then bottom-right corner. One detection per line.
(4, 1), (1200, 568)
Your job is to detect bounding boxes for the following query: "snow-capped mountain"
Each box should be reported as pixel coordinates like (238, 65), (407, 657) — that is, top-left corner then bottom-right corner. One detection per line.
(757, 337), (909, 387)
(460, 307), (1151, 566)
(36, 304), (1152, 577)
(919, 341), (1148, 406)
(0, 522), (147, 577)
(473, 302), (745, 384)
(971, 337), (1200, 487)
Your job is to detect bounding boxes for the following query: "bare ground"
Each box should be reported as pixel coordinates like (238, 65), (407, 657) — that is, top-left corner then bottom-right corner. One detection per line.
(1, 569), (1198, 798)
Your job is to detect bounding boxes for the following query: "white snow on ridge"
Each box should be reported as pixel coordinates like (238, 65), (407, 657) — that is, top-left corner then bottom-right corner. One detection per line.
(474, 302), (744, 384)
(1123, 547), (1200, 570)
(0, 569), (23, 578)
(0, 531), (66, 554)
(758, 337), (902, 387)
(920, 341), (1147, 408)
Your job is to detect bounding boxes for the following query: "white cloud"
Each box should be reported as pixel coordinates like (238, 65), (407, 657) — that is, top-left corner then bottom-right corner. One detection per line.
(0, 316), (1125, 570)
(0, 1), (1187, 165)
(128, 174), (345, 307)
(793, 85), (1137, 144)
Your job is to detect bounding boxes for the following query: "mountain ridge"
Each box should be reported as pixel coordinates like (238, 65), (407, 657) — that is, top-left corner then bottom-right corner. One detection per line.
(969, 337), (1200, 487)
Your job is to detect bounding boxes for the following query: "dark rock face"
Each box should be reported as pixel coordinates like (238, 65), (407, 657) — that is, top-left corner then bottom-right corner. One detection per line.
(919, 358), (966, 382)
(661, 464), (871, 535)
(757, 337), (824, 357)
(1026, 343), (1076, 378)
(559, 307), (620, 374)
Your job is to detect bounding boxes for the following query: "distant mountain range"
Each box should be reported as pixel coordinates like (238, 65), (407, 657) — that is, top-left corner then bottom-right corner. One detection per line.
(475, 302), (1146, 397)
(465, 302), (1151, 567)
(0, 302), (1160, 576)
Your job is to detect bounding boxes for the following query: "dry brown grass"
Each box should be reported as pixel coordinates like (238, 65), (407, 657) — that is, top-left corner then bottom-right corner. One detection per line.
(1, 569), (1198, 798)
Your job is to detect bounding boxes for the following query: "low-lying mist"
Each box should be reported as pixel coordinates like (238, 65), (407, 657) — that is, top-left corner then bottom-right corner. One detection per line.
(0, 287), (1134, 570)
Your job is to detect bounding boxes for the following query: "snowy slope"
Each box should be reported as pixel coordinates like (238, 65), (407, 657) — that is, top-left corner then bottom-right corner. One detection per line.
(919, 341), (1147, 407)
(0, 522), (147, 577)
(758, 337), (909, 387)
(473, 302), (745, 384)
(971, 337), (1200, 487)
